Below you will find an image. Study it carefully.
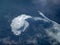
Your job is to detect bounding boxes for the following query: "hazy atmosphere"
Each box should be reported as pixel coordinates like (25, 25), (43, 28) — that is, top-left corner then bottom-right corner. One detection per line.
(0, 0), (60, 45)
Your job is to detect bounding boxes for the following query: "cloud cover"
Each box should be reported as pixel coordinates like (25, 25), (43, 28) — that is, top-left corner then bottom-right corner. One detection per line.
(10, 11), (60, 43)
(10, 14), (32, 35)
